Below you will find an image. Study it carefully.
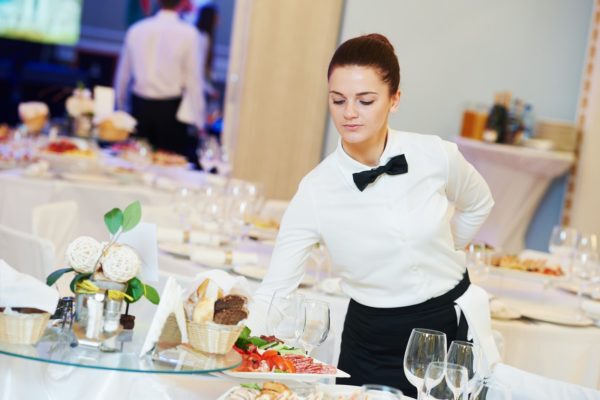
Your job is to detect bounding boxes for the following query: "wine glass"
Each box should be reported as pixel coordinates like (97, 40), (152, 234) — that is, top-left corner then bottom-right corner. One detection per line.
(360, 384), (403, 400)
(266, 291), (305, 345)
(548, 226), (579, 277)
(466, 242), (489, 282)
(422, 361), (447, 399)
(471, 378), (511, 400)
(403, 328), (447, 397)
(298, 299), (330, 356)
(225, 197), (254, 243)
(447, 341), (480, 394)
(444, 363), (469, 400)
(573, 233), (599, 315)
(171, 186), (195, 230)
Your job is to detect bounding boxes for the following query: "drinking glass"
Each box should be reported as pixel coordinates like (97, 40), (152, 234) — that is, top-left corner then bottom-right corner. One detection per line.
(422, 362), (468, 400)
(171, 186), (195, 230)
(266, 291), (305, 344)
(470, 378), (511, 400)
(573, 233), (599, 315)
(466, 242), (489, 282)
(403, 328), (447, 396)
(298, 299), (330, 356)
(225, 197), (254, 243)
(447, 341), (480, 394)
(360, 384), (403, 400)
(548, 226), (579, 277)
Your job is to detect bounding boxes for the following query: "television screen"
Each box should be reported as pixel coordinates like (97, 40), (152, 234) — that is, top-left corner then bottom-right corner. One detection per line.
(0, 0), (83, 45)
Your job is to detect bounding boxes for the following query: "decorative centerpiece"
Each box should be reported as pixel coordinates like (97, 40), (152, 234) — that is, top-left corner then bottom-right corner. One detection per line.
(65, 86), (95, 138)
(46, 201), (159, 341)
(95, 111), (137, 142)
(18, 101), (49, 134)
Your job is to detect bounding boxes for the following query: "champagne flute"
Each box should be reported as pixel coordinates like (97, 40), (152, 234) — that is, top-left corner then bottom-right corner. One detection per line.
(471, 378), (511, 400)
(266, 291), (305, 345)
(447, 341), (480, 394)
(403, 328), (447, 397)
(360, 384), (403, 400)
(298, 299), (330, 356)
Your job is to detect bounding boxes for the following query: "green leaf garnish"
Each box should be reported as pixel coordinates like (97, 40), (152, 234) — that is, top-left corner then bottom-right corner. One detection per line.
(46, 267), (74, 287)
(240, 383), (261, 391)
(143, 284), (160, 304)
(104, 208), (123, 235)
(122, 201), (142, 232)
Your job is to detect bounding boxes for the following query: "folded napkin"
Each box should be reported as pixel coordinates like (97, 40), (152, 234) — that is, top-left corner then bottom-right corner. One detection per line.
(185, 269), (251, 299)
(455, 284), (502, 376)
(190, 247), (258, 268)
(493, 363), (600, 400)
(139, 276), (187, 357)
(157, 227), (221, 247)
(0, 259), (59, 314)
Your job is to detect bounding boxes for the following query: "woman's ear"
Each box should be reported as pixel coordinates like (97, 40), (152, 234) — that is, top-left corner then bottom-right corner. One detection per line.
(390, 90), (401, 112)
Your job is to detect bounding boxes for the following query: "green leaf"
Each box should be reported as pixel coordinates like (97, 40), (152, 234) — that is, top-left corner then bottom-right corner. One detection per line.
(143, 284), (160, 304)
(241, 383), (261, 391)
(69, 273), (92, 293)
(239, 326), (251, 340)
(122, 201), (142, 232)
(104, 208), (123, 235)
(46, 267), (74, 287)
(125, 277), (144, 303)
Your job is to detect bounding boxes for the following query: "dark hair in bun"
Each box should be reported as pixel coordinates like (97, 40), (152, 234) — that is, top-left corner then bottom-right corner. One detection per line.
(327, 33), (400, 94)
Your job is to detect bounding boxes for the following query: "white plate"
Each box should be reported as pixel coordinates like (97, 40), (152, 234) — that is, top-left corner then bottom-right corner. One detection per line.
(488, 265), (566, 283)
(223, 361), (350, 382)
(519, 305), (594, 326)
(233, 265), (316, 287)
(61, 172), (118, 185)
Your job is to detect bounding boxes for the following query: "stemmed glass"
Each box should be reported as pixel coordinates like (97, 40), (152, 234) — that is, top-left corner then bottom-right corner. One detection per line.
(360, 384), (403, 399)
(548, 226), (579, 277)
(403, 328), (447, 397)
(573, 233), (599, 315)
(447, 341), (480, 394)
(298, 299), (330, 356)
(466, 242), (489, 282)
(266, 291), (305, 345)
(422, 361), (468, 400)
(470, 378), (511, 400)
(171, 186), (195, 231)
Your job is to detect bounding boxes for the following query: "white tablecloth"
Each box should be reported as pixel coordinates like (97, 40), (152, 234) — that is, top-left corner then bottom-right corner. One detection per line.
(456, 137), (574, 253)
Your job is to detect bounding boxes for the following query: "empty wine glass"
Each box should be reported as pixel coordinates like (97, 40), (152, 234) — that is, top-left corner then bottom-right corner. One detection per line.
(471, 378), (511, 400)
(225, 197), (254, 243)
(447, 341), (480, 394)
(171, 186), (195, 230)
(403, 328), (447, 397)
(548, 226), (579, 277)
(266, 291), (305, 345)
(298, 299), (330, 356)
(466, 242), (489, 282)
(444, 363), (469, 400)
(422, 362), (468, 400)
(360, 384), (403, 400)
(573, 233), (599, 316)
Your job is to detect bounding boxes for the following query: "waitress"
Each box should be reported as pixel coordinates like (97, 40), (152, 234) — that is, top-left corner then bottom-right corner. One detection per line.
(250, 33), (493, 396)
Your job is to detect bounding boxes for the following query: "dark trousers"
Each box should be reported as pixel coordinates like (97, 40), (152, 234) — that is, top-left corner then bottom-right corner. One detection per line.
(131, 94), (200, 168)
(337, 273), (470, 398)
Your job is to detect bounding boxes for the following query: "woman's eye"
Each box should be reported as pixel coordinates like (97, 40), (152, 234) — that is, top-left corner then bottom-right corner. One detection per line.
(332, 99), (345, 105)
(360, 100), (374, 105)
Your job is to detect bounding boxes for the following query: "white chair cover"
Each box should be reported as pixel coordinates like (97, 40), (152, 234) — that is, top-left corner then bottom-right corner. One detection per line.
(0, 224), (55, 282)
(31, 200), (78, 265)
(493, 363), (600, 400)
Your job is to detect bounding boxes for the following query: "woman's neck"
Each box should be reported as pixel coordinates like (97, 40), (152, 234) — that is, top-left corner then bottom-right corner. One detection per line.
(343, 130), (388, 167)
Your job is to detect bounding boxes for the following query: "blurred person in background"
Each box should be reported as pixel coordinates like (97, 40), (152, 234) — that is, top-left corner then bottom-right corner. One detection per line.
(115, 0), (205, 169)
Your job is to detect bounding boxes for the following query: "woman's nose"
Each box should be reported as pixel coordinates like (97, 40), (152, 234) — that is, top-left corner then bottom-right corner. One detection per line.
(343, 102), (358, 119)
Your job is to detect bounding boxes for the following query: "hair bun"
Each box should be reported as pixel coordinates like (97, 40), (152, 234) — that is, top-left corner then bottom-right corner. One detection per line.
(364, 33), (395, 51)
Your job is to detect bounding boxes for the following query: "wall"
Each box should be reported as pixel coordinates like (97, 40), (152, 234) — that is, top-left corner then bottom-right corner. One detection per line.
(323, 0), (593, 251)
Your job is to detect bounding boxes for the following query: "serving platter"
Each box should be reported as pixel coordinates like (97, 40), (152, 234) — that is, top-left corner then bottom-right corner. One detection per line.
(222, 361), (350, 382)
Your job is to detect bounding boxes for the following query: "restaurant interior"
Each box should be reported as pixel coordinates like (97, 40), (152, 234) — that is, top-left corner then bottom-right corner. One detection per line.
(1, 0), (600, 399)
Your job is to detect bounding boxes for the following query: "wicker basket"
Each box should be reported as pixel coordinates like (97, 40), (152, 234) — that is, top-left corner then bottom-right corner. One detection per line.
(0, 308), (50, 345)
(23, 115), (47, 134)
(98, 120), (130, 142)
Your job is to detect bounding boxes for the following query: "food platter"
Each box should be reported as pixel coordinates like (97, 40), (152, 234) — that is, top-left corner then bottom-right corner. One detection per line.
(223, 361), (350, 381)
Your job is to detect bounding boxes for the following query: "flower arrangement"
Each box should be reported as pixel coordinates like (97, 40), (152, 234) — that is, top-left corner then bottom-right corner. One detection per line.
(46, 201), (159, 305)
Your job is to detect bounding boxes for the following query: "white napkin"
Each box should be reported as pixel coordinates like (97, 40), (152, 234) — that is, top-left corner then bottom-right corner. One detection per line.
(119, 223), (159, 283)
(493, 363), (600, 400)
(185, 269), (251, 299)
(190, 247), (258, 268)
(489, 297), (521, 320)
(454, 284), (502, 376)
(156, 227), (221, 247)
(22, 161), (51, 178)
(139, 276), (187, 357)
(0, 259), (59, 314)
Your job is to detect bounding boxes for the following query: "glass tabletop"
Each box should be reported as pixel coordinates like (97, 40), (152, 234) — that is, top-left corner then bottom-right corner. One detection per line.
(0, 325), (241, 374)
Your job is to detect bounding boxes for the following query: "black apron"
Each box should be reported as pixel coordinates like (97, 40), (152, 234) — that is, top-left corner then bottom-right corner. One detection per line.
(337, 272), (470, 398)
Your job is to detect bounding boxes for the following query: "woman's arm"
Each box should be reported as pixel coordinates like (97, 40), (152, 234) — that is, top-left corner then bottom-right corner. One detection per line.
(444, 141), (494, 250)
(247, 178), (321, 334)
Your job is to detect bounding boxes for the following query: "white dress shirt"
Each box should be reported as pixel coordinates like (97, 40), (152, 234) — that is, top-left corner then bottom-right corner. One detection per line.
(250, 129), (493, 329)
(114, 10), (206, 128)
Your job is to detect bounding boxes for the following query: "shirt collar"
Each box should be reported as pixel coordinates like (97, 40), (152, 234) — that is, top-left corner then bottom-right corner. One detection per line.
(335, 128), (400, 175)
(156, 9), (179, 19)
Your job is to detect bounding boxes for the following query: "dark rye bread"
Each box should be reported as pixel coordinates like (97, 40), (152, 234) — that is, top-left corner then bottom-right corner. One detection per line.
(214, 295), (247, 312)
(213, 308), (248, 325)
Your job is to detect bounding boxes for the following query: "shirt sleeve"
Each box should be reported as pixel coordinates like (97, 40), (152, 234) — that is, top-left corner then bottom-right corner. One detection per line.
(114, 32), (132, 111)
(246, 178), (321, 334)
(176, 30), (205, 128)
(444, 141), (494, 249)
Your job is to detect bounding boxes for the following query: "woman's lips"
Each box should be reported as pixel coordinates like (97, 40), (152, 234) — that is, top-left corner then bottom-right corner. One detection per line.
(343, 124), (362, 131)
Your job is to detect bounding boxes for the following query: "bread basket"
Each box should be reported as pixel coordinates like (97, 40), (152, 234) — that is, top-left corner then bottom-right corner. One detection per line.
(162, 314), (243, 355)
(98, 120), (130, 142)
(0, 308), (50, 345)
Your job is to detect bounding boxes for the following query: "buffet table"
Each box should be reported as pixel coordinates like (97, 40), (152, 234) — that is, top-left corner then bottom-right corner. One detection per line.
(456, 137), (574, 253)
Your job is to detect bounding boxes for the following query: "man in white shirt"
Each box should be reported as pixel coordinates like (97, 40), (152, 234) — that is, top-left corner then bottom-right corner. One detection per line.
(114, 0), (205, 168)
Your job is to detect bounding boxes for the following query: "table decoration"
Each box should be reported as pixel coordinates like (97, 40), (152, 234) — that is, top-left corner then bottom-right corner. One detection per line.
(95, 111), (137, 142)
(65, 86), (95, 138)
(18, 101), (49, 134)
(46, 201), (160, 344)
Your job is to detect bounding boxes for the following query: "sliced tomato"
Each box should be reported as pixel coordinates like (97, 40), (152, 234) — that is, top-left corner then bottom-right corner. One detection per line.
(282, 359), (296, 373)
(262, 349), (278, 359)
(273, 355), (287, 371)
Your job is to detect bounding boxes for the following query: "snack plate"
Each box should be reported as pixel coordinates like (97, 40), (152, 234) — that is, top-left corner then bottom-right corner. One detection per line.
(222, 361), (350, 382)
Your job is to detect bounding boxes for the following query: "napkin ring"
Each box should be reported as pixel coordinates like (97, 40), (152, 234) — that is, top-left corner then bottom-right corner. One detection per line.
(183, 230), (191, 244)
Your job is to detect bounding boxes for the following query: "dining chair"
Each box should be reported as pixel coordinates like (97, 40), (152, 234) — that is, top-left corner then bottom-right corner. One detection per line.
(0, 224), (55, 282)
(31, 200), (79, 265)
(492, 362), (600, 399)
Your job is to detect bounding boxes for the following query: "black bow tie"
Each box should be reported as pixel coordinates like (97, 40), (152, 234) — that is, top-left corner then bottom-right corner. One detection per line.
(352, 154), (408, 191)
